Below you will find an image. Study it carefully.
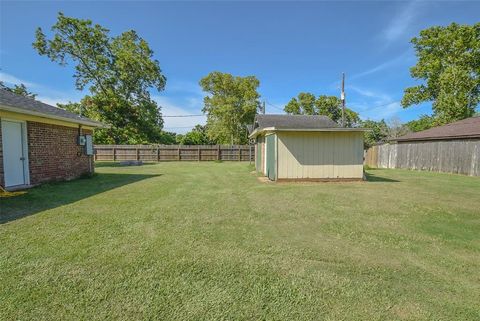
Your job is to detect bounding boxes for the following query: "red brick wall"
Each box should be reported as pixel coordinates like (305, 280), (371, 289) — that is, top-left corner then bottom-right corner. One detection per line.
(26, 121), (94, 185)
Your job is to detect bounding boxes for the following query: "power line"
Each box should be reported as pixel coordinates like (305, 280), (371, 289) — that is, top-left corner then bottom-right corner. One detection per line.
(266, 98), (398, 114)
(160, 100), (398, 119)
(265, 101), (284, 111)
(162, 114), (205, 117)
(163, 125), (197, 129)
(349, 101), (400, 112)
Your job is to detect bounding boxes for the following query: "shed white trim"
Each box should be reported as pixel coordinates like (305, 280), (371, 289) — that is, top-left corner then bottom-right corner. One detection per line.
(249, 126), (370, 139)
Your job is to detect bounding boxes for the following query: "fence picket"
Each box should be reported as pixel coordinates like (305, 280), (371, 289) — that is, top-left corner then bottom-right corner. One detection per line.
(94, 144), (255, 162)
(365, 141), (480, 176)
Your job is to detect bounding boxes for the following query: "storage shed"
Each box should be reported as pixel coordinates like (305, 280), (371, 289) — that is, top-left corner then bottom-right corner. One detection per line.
(0, 89), (103, 190)
(249, 114), (367, 181)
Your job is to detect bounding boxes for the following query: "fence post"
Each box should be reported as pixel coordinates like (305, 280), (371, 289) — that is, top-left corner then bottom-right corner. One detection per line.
(113, 147), (116, 161)
(157, 148), (160, 162)
(238, 146), (241, 161)
(94, 149), (97, 161)
(198, 147), (201, 161)
(136, 148), (140, 161)
(217, 145), (220, 161)
(178, 147), (181, 161)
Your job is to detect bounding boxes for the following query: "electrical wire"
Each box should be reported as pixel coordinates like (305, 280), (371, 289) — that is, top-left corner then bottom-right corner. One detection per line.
(266, 99), (400, 113)
(160, 100), (399, 119)
(163, 126), (197, 129)
(265, 101), (284, 111)
(162, 114), (205, 117)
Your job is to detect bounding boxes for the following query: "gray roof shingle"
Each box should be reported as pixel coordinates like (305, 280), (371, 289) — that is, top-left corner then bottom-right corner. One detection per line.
(0, 89), (103, 127)
(253, 114), (339, 131)
(393, 116), (480, 142)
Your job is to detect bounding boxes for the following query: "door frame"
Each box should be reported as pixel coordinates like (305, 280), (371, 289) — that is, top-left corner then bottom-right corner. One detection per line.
(263, 135), (267, 175)
(1, 118), (30, 187)
(265, 133), (276, 181)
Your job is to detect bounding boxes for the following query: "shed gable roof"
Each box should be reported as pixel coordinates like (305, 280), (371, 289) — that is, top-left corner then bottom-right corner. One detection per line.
(0, 89), (103, 127)
(254, 114), (339, 130)
(249, 114), (368, 138)
(393, 116), (480, 142)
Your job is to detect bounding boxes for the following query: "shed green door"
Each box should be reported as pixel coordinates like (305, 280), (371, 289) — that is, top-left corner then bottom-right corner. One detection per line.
(256, 137), (262, 172)
(266, 134), (276, 180)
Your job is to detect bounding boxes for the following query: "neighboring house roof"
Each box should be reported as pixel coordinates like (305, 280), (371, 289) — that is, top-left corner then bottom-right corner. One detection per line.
(249, 114), (367, 138)
(0, 89), (104, 128)
(393, 116), (480, 142)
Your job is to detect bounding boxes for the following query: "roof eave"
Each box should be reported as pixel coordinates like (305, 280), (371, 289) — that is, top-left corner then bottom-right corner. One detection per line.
(249, 127), (370, 138)
(275, 127), (370, 132)
(393, 134), (480, 142)
(0, 104), (106, 128)
(248, 127), (275, 139)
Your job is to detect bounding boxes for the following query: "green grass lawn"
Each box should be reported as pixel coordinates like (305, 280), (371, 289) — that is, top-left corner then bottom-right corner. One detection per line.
(1, 162), (479, 320)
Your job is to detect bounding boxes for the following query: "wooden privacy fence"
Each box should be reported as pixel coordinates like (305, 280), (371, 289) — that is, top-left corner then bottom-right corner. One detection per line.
(94, 145), (255, 162)
(365, 140), (480, 176)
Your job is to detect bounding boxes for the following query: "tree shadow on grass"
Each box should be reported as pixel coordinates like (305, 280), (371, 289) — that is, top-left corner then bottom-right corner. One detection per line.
(94, 161), (160, 168)
(365, 172), (400, 183)
(0, 173), (160, 224)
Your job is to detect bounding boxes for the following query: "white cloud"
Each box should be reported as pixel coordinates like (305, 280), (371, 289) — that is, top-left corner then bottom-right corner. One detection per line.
(372, 102), (403, 120)
(347, 86), (403, 120)
(0, 72), (37, 87)
(349, 85), (392, 104)
(382, 1), (422, 44)
(35, 96), (74, 107)
(1, 71), (84, 107)
(349, 51), (411, 81)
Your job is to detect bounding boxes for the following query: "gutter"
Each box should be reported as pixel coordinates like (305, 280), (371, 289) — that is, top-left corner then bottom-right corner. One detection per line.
(0, 104), (106, 128)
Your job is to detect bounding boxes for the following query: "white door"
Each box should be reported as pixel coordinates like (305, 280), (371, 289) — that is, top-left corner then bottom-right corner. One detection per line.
(2, 120), (28, 187)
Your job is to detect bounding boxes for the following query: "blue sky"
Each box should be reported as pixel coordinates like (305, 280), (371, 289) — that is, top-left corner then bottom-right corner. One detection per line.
(1, 1), (478, 133)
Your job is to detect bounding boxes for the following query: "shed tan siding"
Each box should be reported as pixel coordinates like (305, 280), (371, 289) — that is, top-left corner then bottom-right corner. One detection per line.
(277, 131), (364, 179)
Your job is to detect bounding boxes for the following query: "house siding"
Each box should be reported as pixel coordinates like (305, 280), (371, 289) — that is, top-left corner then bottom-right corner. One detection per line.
(276, 131), (364, 180)
(26, 121), (94, 186)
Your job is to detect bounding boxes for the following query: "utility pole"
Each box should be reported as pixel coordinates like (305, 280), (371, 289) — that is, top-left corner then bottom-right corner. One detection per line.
(262, 101), (266, 114)
(341, 72), (346, 127)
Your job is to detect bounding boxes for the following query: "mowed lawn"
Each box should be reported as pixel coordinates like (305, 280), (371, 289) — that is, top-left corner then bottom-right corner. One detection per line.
(1, 162), (479, 320)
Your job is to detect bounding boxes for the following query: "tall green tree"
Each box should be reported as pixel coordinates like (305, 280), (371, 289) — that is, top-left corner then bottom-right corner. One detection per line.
(33, 12), (167, 144)
(402, 22), (480, 124)
(0, 82), (37, 99)
(284, 92), (316, 115)
(361, 119), (389, 148)
(405, 114), (436, 132)
(200, 72), (260, 144)
(158, 131), (178, 145)
(178, 125), (215, 145)
(284, 93), (360, 127)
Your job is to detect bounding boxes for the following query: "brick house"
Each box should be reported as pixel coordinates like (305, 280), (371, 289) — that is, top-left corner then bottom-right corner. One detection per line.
(0, 89), (103, 190)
